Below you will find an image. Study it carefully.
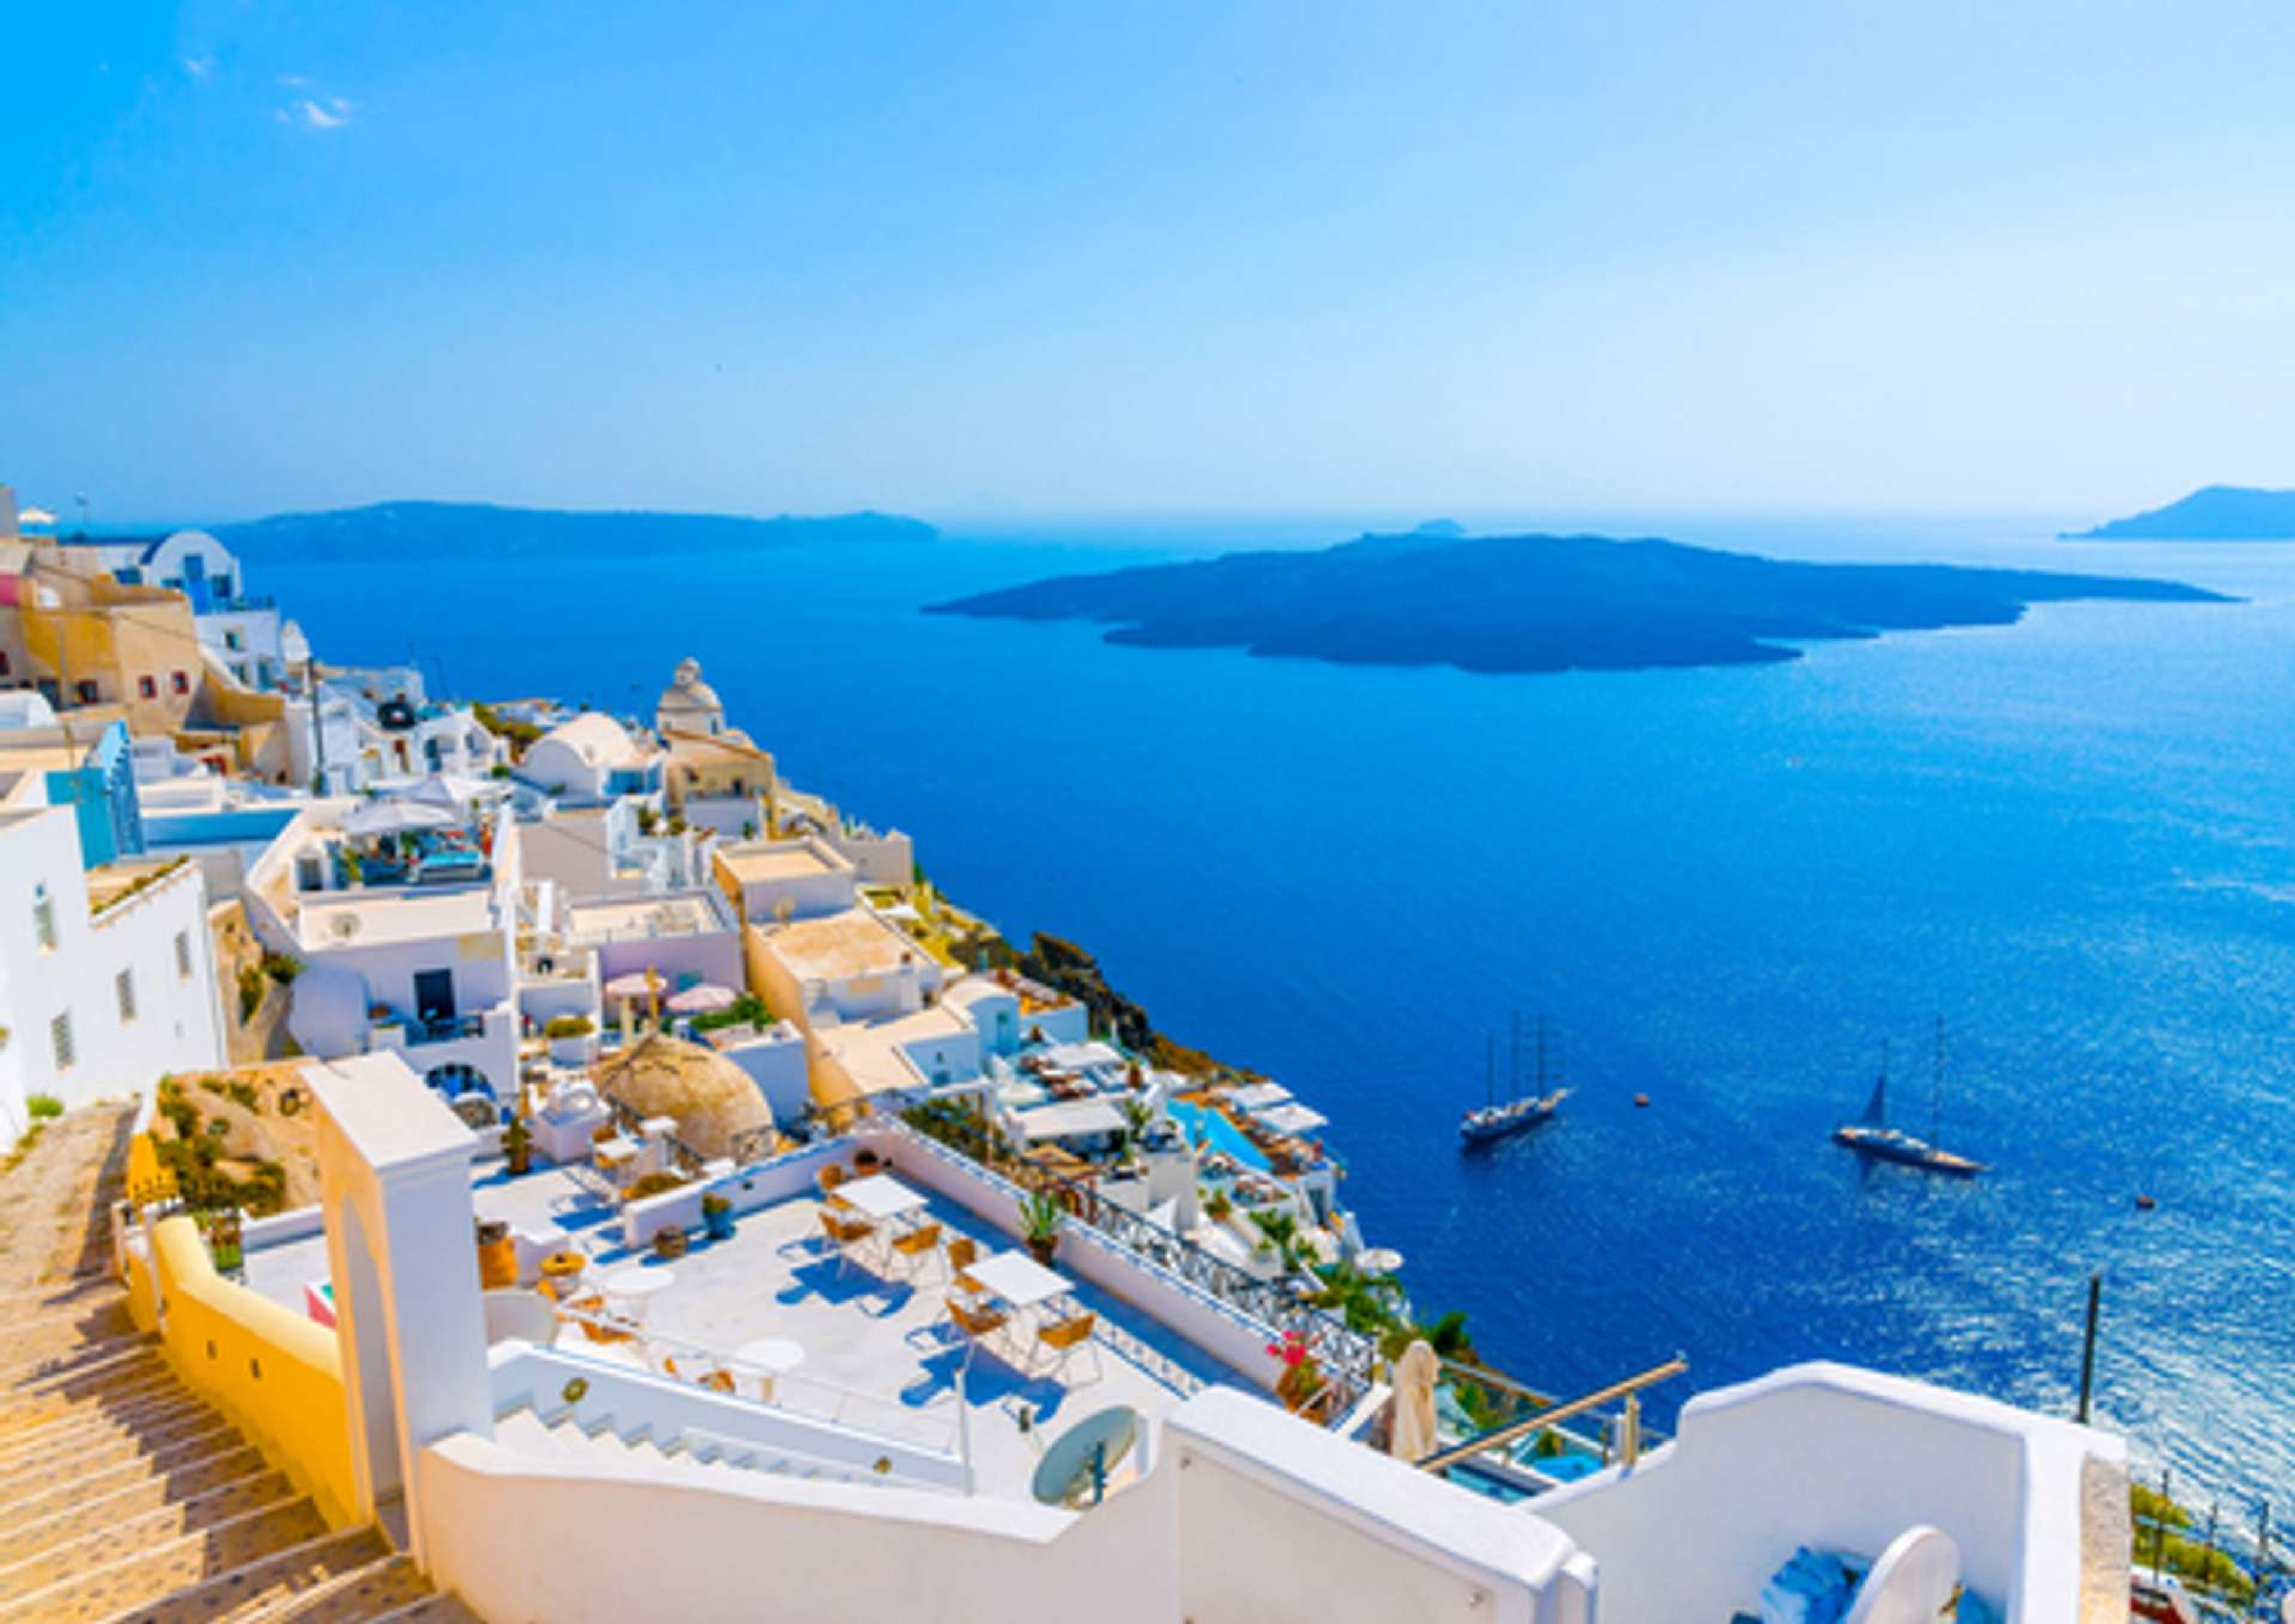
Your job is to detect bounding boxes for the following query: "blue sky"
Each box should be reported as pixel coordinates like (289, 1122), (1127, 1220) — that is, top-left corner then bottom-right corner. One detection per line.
(5, 2), (2292, 525)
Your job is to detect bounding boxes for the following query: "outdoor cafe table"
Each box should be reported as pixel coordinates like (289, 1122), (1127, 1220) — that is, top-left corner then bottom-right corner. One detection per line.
(600, 1266), (675, 1323)
(833, 1173), (928, 1224)
(961, 1249), (1072, 1312)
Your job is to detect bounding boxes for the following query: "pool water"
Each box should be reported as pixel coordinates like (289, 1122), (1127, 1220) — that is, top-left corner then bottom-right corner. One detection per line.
(1167, 1099), (1272, 1172)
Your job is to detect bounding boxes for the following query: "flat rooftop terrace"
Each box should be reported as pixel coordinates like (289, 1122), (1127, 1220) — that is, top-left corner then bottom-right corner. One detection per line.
(243, 1160), (1243, 1504)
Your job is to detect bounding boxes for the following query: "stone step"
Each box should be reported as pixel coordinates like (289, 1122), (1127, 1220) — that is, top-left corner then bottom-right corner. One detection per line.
(2, 1332), (158, 1391)
(252, 1555), (434, 1624)
(0, 1387), (210, 1471)
(0, 1408), (239, 1503)
(0, 1363), (180, 1439)
(2, 1441), (267, 1533)
(0, 1279), (120, 1316)
(82, 1524), (391, 1624)
(0, 1346), (168, 1411)
(0, 1481), (308, 1606)
(0, 1499), (347, 1624)
(365, 1597), (484, 1624)
(0, 1316), (146, 1380)
(0, 1463), (287, 1570)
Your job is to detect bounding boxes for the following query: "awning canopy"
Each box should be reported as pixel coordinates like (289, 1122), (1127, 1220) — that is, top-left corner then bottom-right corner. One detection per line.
(1230, 1081), (1293, 1112)
(1256, 1101), (1329, 1136)
(339, 798), (460, 836)
(1012, 1098), (1127, 1142)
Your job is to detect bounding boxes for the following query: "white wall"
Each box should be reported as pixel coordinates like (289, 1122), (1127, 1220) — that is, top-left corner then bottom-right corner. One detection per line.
(1530, 1362), (2128, 1624)
(717, 1024), (810, 1122)
(417, 1385), (1580, 1624)
(0, 807), (226, 1131)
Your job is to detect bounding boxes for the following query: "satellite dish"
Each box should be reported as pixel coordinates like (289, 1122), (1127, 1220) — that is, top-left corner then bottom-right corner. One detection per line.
(329, 914), (363, 940)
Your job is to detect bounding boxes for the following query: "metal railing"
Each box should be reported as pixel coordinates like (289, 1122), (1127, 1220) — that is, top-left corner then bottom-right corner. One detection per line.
(1416, 1355), (1688, 1479)
(880, 1115), (1379, 1417)
(549, 1304), (963, 1466)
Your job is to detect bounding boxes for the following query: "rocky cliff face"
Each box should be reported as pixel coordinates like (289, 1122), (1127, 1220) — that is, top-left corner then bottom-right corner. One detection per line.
(1015, 932), (1232, 1077)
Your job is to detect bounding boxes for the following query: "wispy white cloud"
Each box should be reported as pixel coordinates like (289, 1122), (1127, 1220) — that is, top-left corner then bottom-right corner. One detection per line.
(277, 96), (353, 130)
(183, 56), (215, 80)
(277, 73), (313, 87)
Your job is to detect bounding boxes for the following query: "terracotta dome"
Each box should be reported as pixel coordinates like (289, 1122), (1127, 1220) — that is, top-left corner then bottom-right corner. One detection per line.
(592, 1032), (773, 1161)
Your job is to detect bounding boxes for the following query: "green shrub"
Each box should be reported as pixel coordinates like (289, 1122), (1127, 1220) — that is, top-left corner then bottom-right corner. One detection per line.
(691, 994), (770, 1032)
(623, 1170), (688, 1202)
(260, 952), (302, 986)
(26, 1093), (63, 1120)
(544, 1014), (595, 1039)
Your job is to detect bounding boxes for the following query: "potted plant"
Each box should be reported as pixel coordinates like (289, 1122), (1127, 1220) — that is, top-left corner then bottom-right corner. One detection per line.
(1267, 1329), (1326, 1415)
(475, 1218), (516, 1288)
(1202, 1187), (1234, 1223)
(653, 1225), (689, 1260)
(701, 1191), (735, 1242)
(546, 1012), (598, 1067)
(502, 1113), (533, 1177)
(1020, 1190), (1064, 1266)
(853, 1145), (882, 1176)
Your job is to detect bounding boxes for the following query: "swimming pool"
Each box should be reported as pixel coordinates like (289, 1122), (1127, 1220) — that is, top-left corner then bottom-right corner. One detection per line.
(1167, 1099), (1272, 1172)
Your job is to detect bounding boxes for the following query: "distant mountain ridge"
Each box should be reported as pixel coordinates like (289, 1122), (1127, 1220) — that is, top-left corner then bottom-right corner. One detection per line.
(2064, 485), (2295, 541)
(928, 528), (2227, 676)
(215, 500), (938, 561)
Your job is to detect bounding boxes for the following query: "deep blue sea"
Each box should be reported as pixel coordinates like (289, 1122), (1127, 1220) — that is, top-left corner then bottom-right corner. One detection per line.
(262, 514), (2295, 1513)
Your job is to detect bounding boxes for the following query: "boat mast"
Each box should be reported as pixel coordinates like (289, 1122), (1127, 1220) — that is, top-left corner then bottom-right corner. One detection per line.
(1510, 1010), (1522, 1101)
(1485, 1035), (1495, 1109)
(1932, 1016), (1945, 1147)
(1535, 1015), (1549, 1095)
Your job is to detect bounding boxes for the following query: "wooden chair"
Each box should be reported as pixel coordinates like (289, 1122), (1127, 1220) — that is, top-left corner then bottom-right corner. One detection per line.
(1033, 1311), (1103, 1386)
(816, 1206), (878, 1274)
(945, 1236), (978, 1274)
(816, 1163), (849, 1202)
(945, 1293), (1010, 1363)
(889, 1221), (944, 1280)
(560, 1291), (636, 1347)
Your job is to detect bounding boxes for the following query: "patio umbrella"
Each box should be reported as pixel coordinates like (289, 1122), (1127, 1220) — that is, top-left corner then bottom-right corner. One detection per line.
(403, 771), (498, 810)
(1357, 1247), (1405, 1277)
(339, 798), (460, 836)
(603, 970), (660, 1001)
(1390, 1338), (1440, 1463)
(665, 982), (737, 1015)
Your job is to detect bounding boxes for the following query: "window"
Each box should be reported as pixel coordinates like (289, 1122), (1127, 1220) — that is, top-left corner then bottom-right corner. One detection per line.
(75, 679), (99, 704)
(0, 651), (10, 675)
(32, 884), (56, 951)
(170, 670), (189, 695)
(225, 629), (244, 651)
(174, 930), (194, 979)
(115, 969), (137, 1024)
(51, 1012), (75, 1071)
(138, 675), (158, 700)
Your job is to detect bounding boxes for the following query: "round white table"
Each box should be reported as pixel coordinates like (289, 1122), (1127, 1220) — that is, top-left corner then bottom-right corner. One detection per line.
(735, 1337), (806, 1403)
(600, 1267), (674, 1322)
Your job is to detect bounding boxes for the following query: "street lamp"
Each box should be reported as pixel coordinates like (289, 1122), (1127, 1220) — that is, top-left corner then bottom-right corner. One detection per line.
(280, 620), (324, 792)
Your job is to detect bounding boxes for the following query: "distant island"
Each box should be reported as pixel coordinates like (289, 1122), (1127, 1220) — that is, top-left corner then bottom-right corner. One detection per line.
(215, 500), (938, 562)
(2063, 485), (2295, 541)
(926, 528), (2227, 676)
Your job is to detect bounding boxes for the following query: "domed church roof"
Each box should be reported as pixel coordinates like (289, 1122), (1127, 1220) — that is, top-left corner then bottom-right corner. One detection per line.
(592, 1032), (773, 1161)
(655, 657), (726, 734)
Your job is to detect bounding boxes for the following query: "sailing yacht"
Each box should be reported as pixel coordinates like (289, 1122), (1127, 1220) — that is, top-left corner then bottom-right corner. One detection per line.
(1461, 1014), (1570, 1148)
(1832, 1024), (1985, 1176)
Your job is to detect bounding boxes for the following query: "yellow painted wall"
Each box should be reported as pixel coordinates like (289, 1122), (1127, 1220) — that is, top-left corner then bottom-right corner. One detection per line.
(130, 1215), (360, 1527)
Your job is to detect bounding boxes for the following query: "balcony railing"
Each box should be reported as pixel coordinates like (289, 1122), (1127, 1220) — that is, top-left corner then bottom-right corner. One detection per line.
(877, 1114), (1381, 1418)
(404, 1012), (486, 1047)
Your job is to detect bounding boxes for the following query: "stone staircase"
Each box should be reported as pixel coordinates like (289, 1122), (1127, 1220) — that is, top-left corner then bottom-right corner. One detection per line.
(493, 1402), (899, 1488)
(0, 1109), (481, 1624)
